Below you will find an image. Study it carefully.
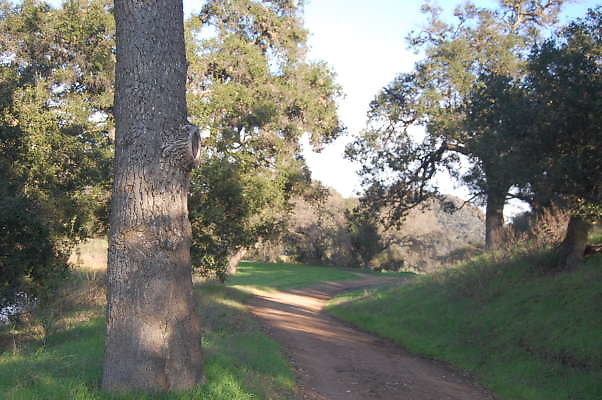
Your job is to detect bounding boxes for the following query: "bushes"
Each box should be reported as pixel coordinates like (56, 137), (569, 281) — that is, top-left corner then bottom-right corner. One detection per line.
(0, 0), (113, 315)
(0, 191), (68, 310)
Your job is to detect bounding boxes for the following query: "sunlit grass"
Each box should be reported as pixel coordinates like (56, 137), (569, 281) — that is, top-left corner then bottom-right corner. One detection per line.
(0, 259), (363, 399)
(327, 247), (602, 400)
(226, 261), (357, 291)
(0, 283), (297, 400)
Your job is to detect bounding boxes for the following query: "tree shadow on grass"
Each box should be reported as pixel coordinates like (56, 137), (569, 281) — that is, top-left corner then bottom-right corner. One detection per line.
(0, 284), (296, 400)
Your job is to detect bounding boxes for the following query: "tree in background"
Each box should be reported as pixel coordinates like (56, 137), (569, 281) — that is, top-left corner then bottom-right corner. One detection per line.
(277, 185), (357, 267)
(346, 210), (385, 269)
(346, 0), (569, 249)
(103, 0), (202, 392)
(0, 0), (113, 307)
(521, 8), (601, 269)
(185, 0), (344, 278)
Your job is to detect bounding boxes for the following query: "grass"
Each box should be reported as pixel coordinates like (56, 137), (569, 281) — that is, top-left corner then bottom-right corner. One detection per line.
(327, 243), (602, 400)
(227, 261), (357, 291)
(0, 257), (360, 399)
(0, 285), (297, 400)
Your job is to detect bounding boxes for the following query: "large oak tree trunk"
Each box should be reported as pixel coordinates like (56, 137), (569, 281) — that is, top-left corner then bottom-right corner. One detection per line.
(102, 1), (202, 392)
(485, 188), (507, 250)
(556, 215), (592, 270)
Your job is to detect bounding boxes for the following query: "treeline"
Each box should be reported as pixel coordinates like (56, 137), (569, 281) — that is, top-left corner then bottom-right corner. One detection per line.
(1, 0), (342, 306)
(1, 0), (600, 309)
(347, 2), (601, 270)
(248, 187), (485, 273)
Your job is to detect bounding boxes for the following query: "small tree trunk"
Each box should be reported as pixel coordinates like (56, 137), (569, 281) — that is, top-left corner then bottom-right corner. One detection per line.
(226, 248), (246, 275)
(103, 0), (202, 392)
(485, 189), (507, 250)
(556, 215), (592, 270)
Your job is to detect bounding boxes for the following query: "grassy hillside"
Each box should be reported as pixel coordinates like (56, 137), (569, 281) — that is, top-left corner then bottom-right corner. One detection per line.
(0, 261), (357, 399)
(327, 245), (602, 400)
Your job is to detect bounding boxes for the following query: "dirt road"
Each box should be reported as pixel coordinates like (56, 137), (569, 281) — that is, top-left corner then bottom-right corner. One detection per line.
(248, 275), (495, 400)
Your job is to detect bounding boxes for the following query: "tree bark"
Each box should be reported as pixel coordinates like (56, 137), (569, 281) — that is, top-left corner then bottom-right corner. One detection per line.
(485, 188), (507, 250)
(226, 247), (246, 275)
(556, 215), (592, 270)
(103, 0), (202, 392)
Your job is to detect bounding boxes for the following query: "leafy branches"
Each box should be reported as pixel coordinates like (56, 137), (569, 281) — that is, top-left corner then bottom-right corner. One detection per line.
(0, 0), (114, 304)
(347, 0), (571, 249)
(185, 0), (344, 278)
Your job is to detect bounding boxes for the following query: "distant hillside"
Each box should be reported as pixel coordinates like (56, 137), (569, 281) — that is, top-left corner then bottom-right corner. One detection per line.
(250, 187), (485, 272)
(379, 196), (485, 273)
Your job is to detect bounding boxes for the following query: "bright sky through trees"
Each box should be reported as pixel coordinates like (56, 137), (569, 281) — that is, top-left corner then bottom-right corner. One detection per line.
(46, 0), (599, 207)
(298, 0), (599, 202)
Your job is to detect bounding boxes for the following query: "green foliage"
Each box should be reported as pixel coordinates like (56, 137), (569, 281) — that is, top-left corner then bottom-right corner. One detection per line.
(520, 7), (602, 219)
(0, 190), (67, 308)
(189, 159), (288, 280)
(463, 72), (532, 199)
(0, 0), (114, 305)
(1, 0), (344, 288)
(328, 250), (602, 400)
(346, 211), (384, 268)
(185, 0), (343, 278)
(346, 1), (569, 237)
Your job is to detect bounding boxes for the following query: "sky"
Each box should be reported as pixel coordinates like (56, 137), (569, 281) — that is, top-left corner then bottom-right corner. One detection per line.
(301, 0), (425, 199)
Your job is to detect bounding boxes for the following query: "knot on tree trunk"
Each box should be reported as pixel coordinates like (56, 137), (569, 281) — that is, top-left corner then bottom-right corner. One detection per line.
(160, 123), (202, 171)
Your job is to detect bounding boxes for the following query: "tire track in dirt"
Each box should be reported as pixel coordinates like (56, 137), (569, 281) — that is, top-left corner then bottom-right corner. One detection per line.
(248, 274), (495, 400)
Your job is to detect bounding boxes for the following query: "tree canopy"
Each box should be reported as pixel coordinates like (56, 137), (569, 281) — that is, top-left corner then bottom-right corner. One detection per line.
(185, 0), (344, 278)
(346, 0), (571, 249)
(0, 0), (114, 305)
(521, 7), (601, 216)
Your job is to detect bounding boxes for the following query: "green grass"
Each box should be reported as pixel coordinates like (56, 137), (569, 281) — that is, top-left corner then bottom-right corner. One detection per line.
(226, 261), (357, 291)
(0, 286), (296, 400)
(0, 261), (359, 399)
(327, 249), (602, 400)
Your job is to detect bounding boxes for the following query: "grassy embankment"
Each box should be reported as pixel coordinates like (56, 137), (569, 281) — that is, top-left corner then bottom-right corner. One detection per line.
(0, 244), (357, 400)
(327, 236), (602, 400)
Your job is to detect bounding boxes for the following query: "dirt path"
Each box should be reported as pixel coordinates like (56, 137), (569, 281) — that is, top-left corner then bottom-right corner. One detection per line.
(248, 275), (495, 400)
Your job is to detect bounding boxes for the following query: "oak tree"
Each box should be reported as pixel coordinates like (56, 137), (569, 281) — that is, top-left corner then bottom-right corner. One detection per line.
(346, 0), (569, 249)
(185, 0), (343, 278)
(103, 0), (202, 392)
(0, 0), (113, 307)
(522, 8), (602, 269)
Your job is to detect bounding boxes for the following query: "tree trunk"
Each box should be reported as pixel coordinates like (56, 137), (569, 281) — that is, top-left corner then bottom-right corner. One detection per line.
(226, 248), (246, 275)
(556, 215), (592, 270)
(485, 188), (507, 250)
(103, 0), (202, 392)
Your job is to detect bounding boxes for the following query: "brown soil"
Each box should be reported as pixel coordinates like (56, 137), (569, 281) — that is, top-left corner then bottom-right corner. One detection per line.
(248, 274), (496, 400)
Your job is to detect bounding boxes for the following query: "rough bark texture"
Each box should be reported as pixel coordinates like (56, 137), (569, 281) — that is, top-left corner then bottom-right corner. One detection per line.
(556, 215), (592, 270)
(102, 0), (202, 392)
(485, 189), (507, 250)
(226, 248), (247, 275)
